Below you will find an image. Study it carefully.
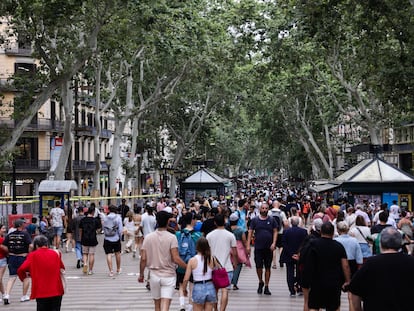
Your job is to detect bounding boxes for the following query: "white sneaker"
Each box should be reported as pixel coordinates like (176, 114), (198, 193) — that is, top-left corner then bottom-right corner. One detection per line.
(3, 294), (9, 305)
(20, 295), (30, 302)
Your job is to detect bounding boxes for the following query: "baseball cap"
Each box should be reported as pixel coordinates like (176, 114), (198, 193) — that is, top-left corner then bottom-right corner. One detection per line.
(14, 219), (26, 228)
(229, 212), (239, 222)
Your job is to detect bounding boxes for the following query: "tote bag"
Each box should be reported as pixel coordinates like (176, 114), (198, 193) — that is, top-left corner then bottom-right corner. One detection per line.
(212, 257), (230, 289)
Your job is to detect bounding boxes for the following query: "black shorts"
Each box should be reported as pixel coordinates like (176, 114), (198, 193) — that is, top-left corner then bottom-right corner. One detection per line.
(103, 239), (121, 254)
(254, 248), (273, 269)
(308, 286), (341, 310)
(176, 271), (193, 284)
(276, 233), (283, 248)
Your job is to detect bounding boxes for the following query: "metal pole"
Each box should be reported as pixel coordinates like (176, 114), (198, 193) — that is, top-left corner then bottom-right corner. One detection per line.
(107, 164), (111, 205)
(137, 155), (141, 196)
(12, 160), (17, 214)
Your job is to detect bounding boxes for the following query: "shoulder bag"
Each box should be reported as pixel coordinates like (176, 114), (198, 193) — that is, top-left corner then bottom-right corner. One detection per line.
(212, 257), (230, 289)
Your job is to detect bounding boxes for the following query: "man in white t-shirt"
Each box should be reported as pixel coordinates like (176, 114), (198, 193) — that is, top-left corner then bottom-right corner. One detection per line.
(139, 211), (186, 311)
(207, 214), (238, 311)
(269, 200), (288, 268)
(389, 200), (400, 223)
(372, 203), (397, 228)
(141, 205), (156, 237)
(50, 201), (66, 249)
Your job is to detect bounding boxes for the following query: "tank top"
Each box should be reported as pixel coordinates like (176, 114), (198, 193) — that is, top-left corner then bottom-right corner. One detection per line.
(192, 254), (213, 282)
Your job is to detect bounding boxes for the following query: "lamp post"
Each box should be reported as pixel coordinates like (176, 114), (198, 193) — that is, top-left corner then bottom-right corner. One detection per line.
(160, 160), (169, 195)
(12, 159), (17, 214)
(136, 154), (141, 196)
(105, 154), (112, 205)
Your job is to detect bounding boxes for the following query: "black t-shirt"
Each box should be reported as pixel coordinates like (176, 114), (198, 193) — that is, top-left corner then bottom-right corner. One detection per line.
(79, 216), (101, 246)
(370, 224), (391, 235)
(302, 237), (347, 289)
(200, 218), (216, 236)
(349, 252), (414, 311)
(3, 230), (32, 254)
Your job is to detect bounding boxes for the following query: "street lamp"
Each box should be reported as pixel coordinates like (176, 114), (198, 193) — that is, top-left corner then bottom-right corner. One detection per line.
(136, 154), (141, 196)
(12, 159), (17, 214)
(105, 154), (112, 205)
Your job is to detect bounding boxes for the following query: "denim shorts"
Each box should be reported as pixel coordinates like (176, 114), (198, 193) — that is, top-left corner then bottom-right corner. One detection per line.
(53, 226), (64, 237)
(0, 258), (7, 268)
(192, 281), (217, 304)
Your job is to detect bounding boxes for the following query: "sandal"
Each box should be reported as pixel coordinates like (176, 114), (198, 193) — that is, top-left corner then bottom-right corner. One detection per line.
(109, 271), (114, 277)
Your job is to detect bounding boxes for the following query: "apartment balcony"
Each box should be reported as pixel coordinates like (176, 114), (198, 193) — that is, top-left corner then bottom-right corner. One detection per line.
(4, 47), (32, 57)
(74, 125), (112, 139)
(0, 118), (65, 132)
(15, 159), (50, 170)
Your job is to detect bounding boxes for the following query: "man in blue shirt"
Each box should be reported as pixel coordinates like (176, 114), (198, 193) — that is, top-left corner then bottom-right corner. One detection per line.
(247, 203), (278, 295)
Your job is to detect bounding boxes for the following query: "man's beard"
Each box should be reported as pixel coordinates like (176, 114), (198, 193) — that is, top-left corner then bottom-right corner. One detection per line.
(260, 211), (267, 217)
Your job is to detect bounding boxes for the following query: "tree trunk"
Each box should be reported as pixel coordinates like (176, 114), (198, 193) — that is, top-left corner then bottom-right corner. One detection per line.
(52, 81), (74, 180)
(92, 61), (103, 197)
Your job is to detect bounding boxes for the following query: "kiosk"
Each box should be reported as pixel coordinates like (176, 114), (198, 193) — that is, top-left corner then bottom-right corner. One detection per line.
(38, 180), (78, 216)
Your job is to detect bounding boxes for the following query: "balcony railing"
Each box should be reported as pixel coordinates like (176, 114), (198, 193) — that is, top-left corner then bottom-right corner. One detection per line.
(4, 47), (32, 57)
(15, 159), (50, 170)
(1, 160), (109, 173)
(75, 125), (112, 139)
(0, 118), (65, 132)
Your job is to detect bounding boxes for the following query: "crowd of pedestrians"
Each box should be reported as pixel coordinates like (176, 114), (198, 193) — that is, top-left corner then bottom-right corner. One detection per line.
(134, 183), (414, 311)
(0, 182), (413, 311)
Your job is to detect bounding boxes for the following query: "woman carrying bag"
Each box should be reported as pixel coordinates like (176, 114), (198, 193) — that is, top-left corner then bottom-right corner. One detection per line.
(183, 237), (217, 311)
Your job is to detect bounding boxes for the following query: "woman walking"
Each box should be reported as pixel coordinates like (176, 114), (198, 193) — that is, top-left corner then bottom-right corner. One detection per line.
(182, 237), (217, 311)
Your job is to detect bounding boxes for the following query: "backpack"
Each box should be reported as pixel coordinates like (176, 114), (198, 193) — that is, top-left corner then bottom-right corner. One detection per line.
(271, 210), (282, 231)
(372, 232), (380, 255)
(178, 230), (196, 264)
(103, 216), (119, 237)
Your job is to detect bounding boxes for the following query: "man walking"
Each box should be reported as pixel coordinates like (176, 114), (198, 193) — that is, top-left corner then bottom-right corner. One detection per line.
(79, 206), (101, 275)
(281, 216), (308, 297)
(17, 235), (65, 311)
(103, 205), (123, 277)
(207, 214), (238, 311)
(50, 201), (66, 250)
(349, 227), (414, 311)
(118, 199), (130, 222)
(71, 206), (85, 269)
(138, 211), (187, 311)
(301, 222), (351, 311)
(247, 202), (278, 295)
(1, 219), (32, 304)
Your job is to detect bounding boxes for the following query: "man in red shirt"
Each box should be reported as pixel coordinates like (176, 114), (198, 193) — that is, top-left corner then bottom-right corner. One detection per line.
(18, 235), (65, 311)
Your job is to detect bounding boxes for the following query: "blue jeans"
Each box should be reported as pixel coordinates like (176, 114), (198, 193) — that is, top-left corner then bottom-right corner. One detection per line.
(231, 263), (242, 286)
(75, 241), (83, 260)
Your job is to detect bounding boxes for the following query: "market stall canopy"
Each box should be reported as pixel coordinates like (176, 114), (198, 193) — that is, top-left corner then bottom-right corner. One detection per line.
(335, 157), (414, 193)
(38, 180), (78, 193)
(182, 168), (229, 184)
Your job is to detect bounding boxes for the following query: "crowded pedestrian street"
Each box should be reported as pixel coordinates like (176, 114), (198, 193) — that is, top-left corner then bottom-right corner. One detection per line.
(1, 233), (349, 311)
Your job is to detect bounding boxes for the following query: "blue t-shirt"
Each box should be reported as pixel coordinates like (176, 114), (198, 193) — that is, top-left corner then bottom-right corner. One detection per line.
(236, 209), (247, 232)
(249, 216), (277, 250)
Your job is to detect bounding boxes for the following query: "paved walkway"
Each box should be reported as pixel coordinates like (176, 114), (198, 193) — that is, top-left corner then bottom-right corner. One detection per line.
(2, 235), (349, 310)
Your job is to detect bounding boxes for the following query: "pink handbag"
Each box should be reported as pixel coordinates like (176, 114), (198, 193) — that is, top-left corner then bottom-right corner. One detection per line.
(212, 257), (230, 289)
